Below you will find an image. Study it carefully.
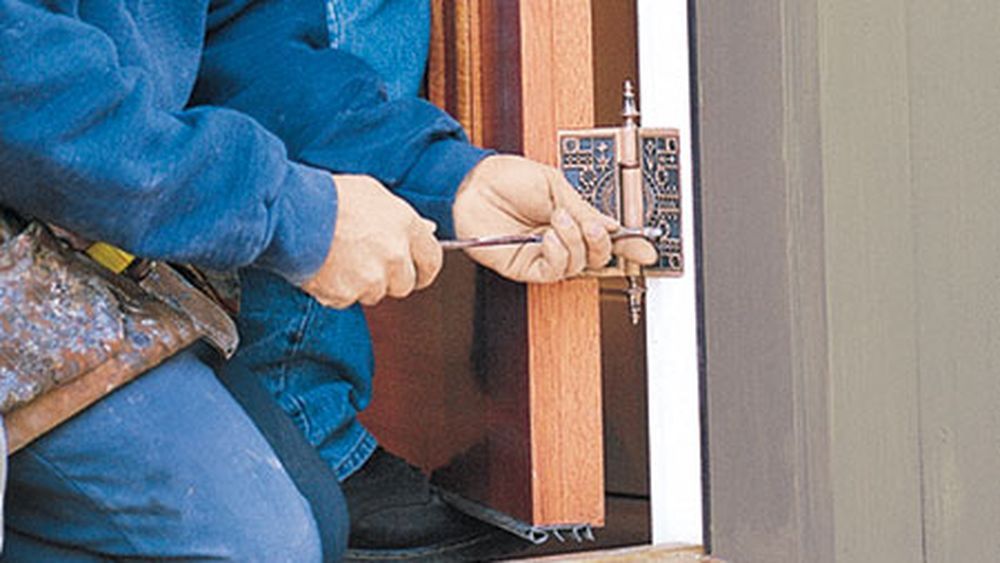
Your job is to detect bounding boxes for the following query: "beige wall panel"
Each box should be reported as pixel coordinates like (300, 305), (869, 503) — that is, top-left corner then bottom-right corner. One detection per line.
(905, 2), (1000, 560)
(820, 0), (922, 563)
(817, 1), (925, 561)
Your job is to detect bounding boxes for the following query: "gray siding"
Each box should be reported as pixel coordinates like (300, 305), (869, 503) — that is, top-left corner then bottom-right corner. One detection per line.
(819, 1), (924, 560)
(907, 2), (1000, 560)
(698, 1), (1000, 561)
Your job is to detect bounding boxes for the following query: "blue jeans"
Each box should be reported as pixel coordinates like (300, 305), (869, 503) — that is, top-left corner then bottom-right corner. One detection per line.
(324, 0), (430, 100)
(234, 0), (432, 482)
(227, 0), (431, 480)
(2, 349), (329, 562)
(236, 268), (378, 481)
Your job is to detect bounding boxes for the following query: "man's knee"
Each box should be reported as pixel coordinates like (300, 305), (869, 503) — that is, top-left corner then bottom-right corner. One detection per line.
(4, 349), (335, 561)
(5, 466), (325, 563)
(214, 491), (324, 562)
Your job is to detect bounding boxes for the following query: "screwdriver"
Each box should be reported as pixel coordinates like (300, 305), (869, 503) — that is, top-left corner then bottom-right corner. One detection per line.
(440, 226), (663, 251)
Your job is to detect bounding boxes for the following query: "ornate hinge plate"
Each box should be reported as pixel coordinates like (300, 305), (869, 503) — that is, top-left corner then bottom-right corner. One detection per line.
(558, 81), (683, 322)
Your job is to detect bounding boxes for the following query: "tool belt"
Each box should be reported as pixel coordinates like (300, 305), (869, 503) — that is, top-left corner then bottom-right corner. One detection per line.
(0, 211), (238, 453)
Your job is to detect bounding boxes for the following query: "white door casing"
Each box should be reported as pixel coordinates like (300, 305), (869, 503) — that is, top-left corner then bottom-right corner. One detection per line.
(637, 0), (703, 546)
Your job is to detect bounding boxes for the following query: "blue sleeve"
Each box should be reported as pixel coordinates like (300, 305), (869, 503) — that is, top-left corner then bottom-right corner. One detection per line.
(0, 1), (336, 283)
(194, 0), (490, 238)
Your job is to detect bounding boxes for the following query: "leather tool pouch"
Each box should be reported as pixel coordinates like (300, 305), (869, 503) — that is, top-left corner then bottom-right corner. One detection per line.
(0, 213), (209, 452)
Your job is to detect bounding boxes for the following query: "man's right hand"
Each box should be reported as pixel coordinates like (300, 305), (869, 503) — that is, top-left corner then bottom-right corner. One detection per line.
(299, 175), (443, 308)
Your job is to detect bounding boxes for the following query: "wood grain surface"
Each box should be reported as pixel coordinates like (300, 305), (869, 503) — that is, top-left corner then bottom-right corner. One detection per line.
(364, 0), (607, 527)
(519, 0), (604, 526)
(513, 542), (717, 563)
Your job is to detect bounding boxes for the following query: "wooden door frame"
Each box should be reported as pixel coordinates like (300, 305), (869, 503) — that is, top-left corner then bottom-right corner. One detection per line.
(414, 1), (839, 558)
(430, 0), (607, 527)
(366, 0), (606, 530)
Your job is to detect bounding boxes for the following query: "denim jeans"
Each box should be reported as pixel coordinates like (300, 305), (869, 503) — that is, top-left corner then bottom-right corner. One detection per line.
(324, 0), (430, 100)
(236, 268), (379, 481)
(233, 0), (433, 482)
(2, 349), (327, 561)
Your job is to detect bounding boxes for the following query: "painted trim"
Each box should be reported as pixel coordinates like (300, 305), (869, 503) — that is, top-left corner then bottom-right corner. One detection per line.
(637, 0), (703, 546)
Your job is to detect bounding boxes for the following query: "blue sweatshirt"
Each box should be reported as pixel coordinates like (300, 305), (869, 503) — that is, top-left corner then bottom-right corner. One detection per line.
(0, 0), (487, 283)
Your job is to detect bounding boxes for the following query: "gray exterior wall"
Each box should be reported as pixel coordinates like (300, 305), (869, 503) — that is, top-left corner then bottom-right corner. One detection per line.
(696, 1), (1000, 561)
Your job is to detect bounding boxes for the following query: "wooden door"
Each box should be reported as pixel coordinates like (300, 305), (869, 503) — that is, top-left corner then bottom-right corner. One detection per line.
(361, 0), (607, 527)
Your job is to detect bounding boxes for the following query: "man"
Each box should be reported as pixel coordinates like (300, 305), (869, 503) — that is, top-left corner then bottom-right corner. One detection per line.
(0, 0), (654, 561)
(224, 2), (657, 559)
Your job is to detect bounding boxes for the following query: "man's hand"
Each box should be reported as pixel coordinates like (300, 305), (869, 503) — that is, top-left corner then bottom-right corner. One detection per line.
(452, 155), (657, 283)
(300, 175), (442, 308)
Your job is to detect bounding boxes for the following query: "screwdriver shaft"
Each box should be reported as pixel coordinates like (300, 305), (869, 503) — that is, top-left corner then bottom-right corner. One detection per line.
(441, 226), (663, 251)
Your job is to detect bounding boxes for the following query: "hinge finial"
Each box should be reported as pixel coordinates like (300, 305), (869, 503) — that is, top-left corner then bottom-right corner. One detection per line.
(622, 79), (640, 127)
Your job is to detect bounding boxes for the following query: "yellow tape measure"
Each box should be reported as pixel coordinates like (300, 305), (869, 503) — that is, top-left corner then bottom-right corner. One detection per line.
(86, 242), (136, 274)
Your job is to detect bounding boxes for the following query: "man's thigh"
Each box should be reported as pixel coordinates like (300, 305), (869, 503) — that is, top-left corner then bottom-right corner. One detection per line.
(3, 349), (323, 562)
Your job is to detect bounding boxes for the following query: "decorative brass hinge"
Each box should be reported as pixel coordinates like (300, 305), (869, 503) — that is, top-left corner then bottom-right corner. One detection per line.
(558, 80), (683, 323)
